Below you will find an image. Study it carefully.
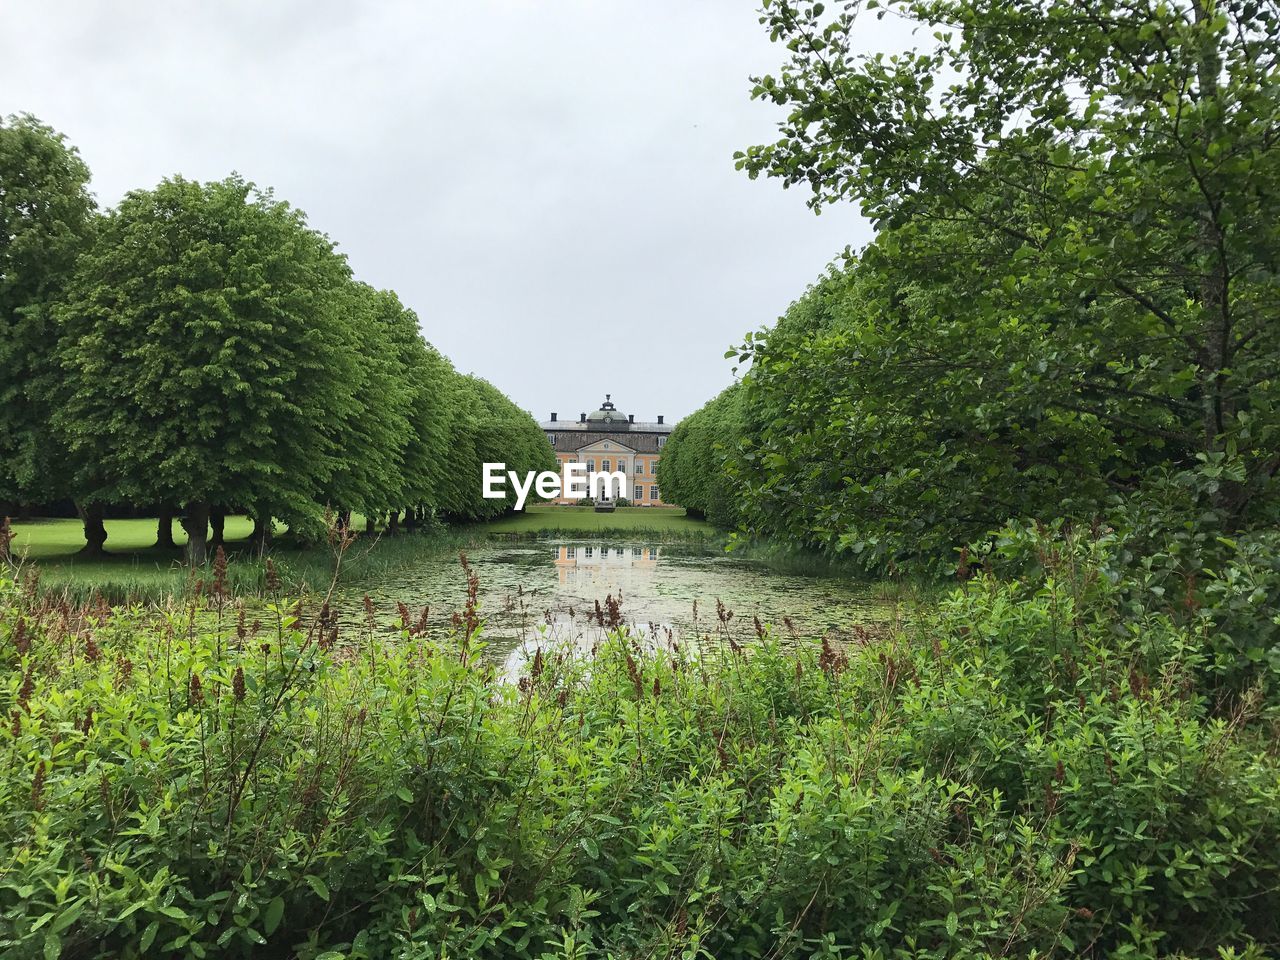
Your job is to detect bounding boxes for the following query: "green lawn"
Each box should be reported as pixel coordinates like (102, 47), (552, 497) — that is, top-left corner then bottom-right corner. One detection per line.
(480, 505), (712, 535)
(4, 516), (269, 601)
(8, 515), (259, 559)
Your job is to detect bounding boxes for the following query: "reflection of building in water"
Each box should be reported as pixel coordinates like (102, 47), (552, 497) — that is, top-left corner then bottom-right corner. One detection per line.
(553, 543), (660, 588)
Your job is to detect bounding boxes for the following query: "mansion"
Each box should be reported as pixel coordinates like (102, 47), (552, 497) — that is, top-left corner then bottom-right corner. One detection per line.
(540, 396), (673, 505)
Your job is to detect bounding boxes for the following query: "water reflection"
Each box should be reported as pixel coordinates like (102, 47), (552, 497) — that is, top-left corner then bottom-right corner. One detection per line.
(332, 539), (892, 677)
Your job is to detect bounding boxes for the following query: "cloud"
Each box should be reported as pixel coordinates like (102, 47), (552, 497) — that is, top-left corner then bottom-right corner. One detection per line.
(2, 0), (917, 422)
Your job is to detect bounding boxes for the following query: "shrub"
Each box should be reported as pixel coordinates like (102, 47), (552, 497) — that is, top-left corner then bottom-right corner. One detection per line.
(0, 543), (1277, 958)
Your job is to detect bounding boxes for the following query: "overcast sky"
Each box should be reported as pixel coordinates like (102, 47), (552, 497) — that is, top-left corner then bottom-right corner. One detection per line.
(2, 1), (917, 423)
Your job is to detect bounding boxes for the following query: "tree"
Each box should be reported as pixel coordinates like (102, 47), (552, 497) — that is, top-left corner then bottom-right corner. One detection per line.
(322, 282), (412, 528)
(728, 0), (1280, 567)
(372, 292), (456, 528)
(0, 114), (96, 507)
(435, 374), (557, 522)
(55, 176), (362, 563)
(657, 384), (746, 529)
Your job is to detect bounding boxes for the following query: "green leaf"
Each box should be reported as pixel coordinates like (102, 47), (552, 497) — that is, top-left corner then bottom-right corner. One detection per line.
(304, 875), (330, 902)
(263, 896), (285, 935)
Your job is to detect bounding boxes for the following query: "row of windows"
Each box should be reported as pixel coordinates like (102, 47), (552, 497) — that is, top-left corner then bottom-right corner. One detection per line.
(634, 486), (659, 501)
(563, 546), (660, 559)
(559, 456), (655, 475)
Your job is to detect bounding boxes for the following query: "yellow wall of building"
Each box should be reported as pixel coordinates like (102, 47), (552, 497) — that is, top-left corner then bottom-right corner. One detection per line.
(550, 449), (667, 506)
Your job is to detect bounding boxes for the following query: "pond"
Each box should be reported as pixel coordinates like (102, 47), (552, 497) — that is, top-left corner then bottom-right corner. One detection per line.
(331, 539), (895, 679)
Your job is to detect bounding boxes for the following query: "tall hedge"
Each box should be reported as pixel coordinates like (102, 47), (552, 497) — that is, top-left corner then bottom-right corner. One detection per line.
(657, 384), (745, 529)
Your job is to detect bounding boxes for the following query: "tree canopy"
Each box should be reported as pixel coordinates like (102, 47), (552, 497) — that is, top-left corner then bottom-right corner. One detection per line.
(656, 384), (746, 530)
(662, 0), (1280, 574)
(0, 114), (96, 505)
(0, 125), (550, 560)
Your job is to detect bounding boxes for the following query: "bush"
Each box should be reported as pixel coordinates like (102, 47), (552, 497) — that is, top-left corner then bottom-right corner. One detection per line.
(1, 543), (1277, 958)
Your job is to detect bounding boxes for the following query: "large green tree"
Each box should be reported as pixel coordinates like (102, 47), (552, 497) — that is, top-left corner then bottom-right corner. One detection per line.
(323, 282), (413, 529)
(657, 384), (747, 529)
(435, 374), (557, 522)
(0, 114), (95, 507)
(727, 0), (1280, 567)
(55, 176), (362, 562)
(395, 329), (459, 526)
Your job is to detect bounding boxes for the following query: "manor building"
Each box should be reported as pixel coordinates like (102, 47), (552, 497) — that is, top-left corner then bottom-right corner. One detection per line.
(539, 396), (673, 505)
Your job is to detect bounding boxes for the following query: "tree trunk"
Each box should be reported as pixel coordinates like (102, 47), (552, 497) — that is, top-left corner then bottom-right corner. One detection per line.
(1190, 0), (1240, 519)
(209, 506), (226, 547)
(405, 506), (419, 532)
(77, 502), (108, 556)
(386, 510), (400, 536)
(365, 513), (377, 535)
(156, 509), (176, 549)
(337, 509), (352, 534)
(182, 501), (210, 566)
(250, 513), (272, 546)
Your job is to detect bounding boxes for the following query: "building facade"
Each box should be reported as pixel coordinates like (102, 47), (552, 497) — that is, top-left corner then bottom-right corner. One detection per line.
(539, 396), (673, 506)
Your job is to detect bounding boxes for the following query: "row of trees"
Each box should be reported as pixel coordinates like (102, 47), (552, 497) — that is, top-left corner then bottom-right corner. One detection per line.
(661, 0), (1280, 574)
(0, 115), (554, 562)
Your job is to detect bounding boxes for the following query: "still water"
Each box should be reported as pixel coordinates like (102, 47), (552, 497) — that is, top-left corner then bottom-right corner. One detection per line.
(332, 540), (893, 677)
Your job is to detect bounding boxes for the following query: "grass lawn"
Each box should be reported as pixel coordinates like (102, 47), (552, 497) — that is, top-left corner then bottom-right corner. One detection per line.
(8, 515), (258, 559)
(5, 516), (270, 600)
(480, 505), (712, 535)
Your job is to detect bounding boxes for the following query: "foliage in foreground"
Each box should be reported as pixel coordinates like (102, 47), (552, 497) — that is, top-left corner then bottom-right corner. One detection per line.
(2, 536), (1279, 959)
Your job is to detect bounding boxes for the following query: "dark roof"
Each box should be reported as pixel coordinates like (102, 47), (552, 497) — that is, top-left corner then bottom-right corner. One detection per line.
(542, 427), (670, 454)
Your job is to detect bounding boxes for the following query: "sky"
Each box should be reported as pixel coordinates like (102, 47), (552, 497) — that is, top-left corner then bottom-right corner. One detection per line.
(2, 1), (917, 424)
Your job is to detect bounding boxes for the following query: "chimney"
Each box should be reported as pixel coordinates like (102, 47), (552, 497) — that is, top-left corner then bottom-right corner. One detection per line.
(550, 412), (557, 422)
(657, 415), (664, 424)
(628, 414), (634, 423)
(580, 412), (586, 423)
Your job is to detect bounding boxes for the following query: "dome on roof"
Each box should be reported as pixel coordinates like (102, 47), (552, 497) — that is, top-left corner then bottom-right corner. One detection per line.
(586, 394), (628, 426)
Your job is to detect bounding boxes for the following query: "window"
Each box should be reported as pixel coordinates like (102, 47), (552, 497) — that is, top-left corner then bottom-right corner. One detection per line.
(657, 436), (667, 449)
(548, 434), (556, 445)
(634, 485), (642, 500)
(618, 461), (626, 473)
(587, 459), (595, 471)
(602, 458), (611, 471)
(651, 486), (659, 501)
(635, 460), (644, 475)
